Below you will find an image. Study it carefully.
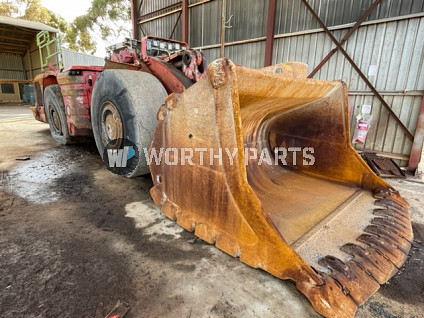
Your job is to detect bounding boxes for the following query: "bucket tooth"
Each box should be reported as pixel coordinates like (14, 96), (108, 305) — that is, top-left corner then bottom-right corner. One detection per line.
(318, 256), (380, 306)
(371, 217), (413, 241)
(149, 58), (413, 318)
(150, 185), (163, 206)
(340, 243), (398, 284)
(373, 208), (410, 222)
(374, 189), (409, 207)
(357, 234), (408, 268)
(293, 271), (357, 318)
(194, 223), (217, 244)
(375, 198), (409, 212)
(162, 200), (179, 221)
(364, 225), (412, 255)
(176, 211), (196, 232)
(215, 234), (241, 257)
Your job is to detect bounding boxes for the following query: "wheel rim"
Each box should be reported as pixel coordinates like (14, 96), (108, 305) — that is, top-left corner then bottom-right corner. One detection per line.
(100, 101), (123, 148)
(50, 104), (62, 135)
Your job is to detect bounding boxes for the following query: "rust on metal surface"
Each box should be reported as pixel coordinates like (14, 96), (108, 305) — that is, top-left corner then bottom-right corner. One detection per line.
(364, 224), (411, 255)
(341, 243), (398, 284)
(362, 152), (406, 178)
(149, 58), (413, 318)
(374, 158), (401, 173)
(318, 255), (380, 305)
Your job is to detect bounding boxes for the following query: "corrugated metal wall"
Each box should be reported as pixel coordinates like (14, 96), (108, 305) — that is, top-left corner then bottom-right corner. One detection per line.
(62, 49), (105, 68)
(274, 0), (424, 33)
(23, 35), (59, 79)
(21, 42), (104, 79)
(189, 0), (222, 46)
(137, 0), (181, 40)
(138, 0), (424, 164)
(0, 54), (26, 80)
(268, 14), (424, 164)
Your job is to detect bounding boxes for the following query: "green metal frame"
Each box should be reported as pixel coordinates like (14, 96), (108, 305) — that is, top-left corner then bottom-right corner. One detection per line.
(36, 30), (64, 70)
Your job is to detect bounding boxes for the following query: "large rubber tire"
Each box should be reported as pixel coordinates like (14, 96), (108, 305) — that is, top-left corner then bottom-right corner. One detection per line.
(91, 69), (168, 178)
(44, 84), (71, 145)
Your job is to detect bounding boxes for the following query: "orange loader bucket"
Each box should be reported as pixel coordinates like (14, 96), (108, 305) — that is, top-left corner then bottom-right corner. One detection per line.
(149, 58), (412, 318)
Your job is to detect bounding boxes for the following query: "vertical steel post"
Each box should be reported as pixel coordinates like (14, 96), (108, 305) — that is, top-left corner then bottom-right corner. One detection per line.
(131, 0), (138, 39)
(264, 0), (277, 67)
(220, 0), (226, 57)
(182, 0), (189, 43)
(27, 47), (33, 80)
(408, 96), (424, 174)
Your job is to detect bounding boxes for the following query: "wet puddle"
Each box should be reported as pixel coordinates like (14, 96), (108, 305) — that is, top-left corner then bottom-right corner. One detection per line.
(7, 146), (94, 204)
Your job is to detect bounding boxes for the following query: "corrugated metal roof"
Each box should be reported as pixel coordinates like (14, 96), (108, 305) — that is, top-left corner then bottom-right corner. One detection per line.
(62, 49), (105, 68)
(0, 15), (58, 33)
(0, 15), (58, 56)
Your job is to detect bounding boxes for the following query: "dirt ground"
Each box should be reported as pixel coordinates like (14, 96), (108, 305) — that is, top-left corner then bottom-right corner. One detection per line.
(0, 105), (423, 318)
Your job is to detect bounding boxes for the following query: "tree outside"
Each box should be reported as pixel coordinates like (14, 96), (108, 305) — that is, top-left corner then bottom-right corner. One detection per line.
(0, 0), (131, 55)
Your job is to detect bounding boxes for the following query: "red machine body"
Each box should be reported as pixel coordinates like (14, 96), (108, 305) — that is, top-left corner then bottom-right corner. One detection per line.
(32, 66), (103, 137)
(32, 36), (208, 138)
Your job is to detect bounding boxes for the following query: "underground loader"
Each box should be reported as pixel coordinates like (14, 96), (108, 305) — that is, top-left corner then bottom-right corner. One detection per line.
(31, 33), (412, 317)
(149, 58), (413, 317)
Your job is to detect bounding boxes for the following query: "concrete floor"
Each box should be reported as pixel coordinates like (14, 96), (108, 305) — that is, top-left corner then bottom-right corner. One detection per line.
(0, 105), (423, 318)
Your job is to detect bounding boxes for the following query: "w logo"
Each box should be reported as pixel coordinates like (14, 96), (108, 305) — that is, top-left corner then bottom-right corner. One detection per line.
(102, 138), (139, 176)
(107, 146), (136, 168)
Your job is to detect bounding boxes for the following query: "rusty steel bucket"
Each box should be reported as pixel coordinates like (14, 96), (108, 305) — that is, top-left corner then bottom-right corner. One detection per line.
(149, 58), (413, 317)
